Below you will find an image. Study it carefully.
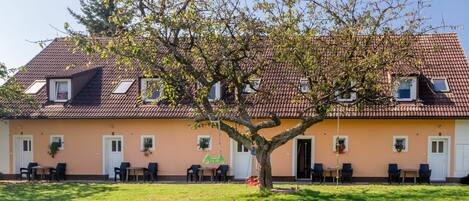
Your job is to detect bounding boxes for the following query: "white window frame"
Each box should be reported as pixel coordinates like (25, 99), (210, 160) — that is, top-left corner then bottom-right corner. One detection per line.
(334, 81), (357, 102)
(299, 79), (310, 93)
(50, 135), (64, 150)
(49, 79), (72, 102)
(394, 77), (417, 101)
(112, 79), (134, 94)
(140, 135), (155, 151)
(392, 136), (409, 152)
(25, 80), (46, 94)
(332, 135), (349, 152)
(197, 135), (212, 151)
(243, 78), (261, 93)
(431, 78), (450, 93)
(141, 78), (163, 102)
(198, 81), (221, 101)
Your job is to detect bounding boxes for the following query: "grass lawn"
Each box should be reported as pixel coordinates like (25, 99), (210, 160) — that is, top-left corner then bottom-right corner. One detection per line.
(0, 182), (468, 201)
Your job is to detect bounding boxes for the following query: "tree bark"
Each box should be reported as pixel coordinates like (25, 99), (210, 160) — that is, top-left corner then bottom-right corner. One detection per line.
(256, 147), (273, 190)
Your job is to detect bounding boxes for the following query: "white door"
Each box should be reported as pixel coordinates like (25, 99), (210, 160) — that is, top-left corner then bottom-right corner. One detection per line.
(428, 138), (449, 181)
(233, 141), (251, 179)
(104, 137), (123, 178)
(14, 136), (33, 174)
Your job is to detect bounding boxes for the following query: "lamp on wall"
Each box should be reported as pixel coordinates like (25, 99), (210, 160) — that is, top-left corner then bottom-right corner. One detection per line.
(110, 124), (115, 135)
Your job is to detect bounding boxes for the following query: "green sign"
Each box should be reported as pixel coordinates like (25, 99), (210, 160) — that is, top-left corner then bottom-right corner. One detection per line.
(203, 154), (225, 164)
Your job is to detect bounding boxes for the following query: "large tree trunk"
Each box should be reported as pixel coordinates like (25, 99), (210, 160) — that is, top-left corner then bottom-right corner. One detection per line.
(256, 147), (273, 190)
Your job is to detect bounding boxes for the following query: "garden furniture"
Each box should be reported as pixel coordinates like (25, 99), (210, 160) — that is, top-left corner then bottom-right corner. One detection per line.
(311, 163), (324, 183)
(340, 163), (353, 183)
(144, 162), (158, 182)
(126, 167), (146, 182)
(418, 164), (431, 184)
(50, 163), (67, 181)
(215, 165), (229, 182)
(388, 164), (401, 184)
(401, 168), (418, 184)
(19, 162), (38, 181)
(186, 165), (201, 182)
(32, 166), (54, 180)
(114, 162), (131, 182)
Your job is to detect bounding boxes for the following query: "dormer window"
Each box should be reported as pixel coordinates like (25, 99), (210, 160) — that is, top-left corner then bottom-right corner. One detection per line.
(208, 82), (221, 101)
(141, 78), (163, 102)
(243, 78), (261, 93)
(49, 79), (71, 102)
(299, 79), (310, 93)
(25, 80), (46, 94)
(113, 79), (134, 94)
(432, 78), (449, 92)
(336, 81), (356, 102)
(395, 77), (417, 101)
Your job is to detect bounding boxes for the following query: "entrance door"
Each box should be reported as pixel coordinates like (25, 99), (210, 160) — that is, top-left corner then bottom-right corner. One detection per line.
(428, 138), (449, 181)
(14, 136), (33, 174)
(104, 137), (123, 178)
(233, 141), (251, 179)
(296, 139), (312, 179)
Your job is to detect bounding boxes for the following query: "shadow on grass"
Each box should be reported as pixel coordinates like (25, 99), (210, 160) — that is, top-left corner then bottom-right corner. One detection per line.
(0, 182), (114, 201)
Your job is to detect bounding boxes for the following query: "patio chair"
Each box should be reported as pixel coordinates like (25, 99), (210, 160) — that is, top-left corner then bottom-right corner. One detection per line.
(50, 163), (67, 181)
(186, 165), (201, 182)
(311, 163), (324, 183)
(144, 162), (158, 182)
(388, 164), (401, 184)
(460, 174), (469, 185)
(215, 165), (229, 182)
(340, 163), (353, 183)
(19, 162), (38, 181)
(114, 162), (131, 182)
(418, 164), (431, 184)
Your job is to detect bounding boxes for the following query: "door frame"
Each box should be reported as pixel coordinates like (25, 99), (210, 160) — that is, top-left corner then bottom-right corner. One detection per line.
(12, 135), (34, 174)
(292, 135), (315, 179)
(102, 135), (124, 175)
(427, 136), (451, 181)
(230, 139), (252, 179)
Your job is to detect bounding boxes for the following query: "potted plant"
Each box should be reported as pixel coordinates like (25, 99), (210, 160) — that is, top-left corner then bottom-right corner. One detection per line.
(335, 138), (346, 154)
(198, 137), (210, 151)
(394, 142), (405, 153)
(142, 140), (153, 156)
(48, 142), (61, 158)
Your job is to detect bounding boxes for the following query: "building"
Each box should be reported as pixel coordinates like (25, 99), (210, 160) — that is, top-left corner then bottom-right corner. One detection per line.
(1, 33), (469, 182)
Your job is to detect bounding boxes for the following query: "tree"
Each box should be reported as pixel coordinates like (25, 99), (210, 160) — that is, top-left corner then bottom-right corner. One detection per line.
(68, 0), (120, 36)
(0, 63), (37, 117)
(67, 0), (431, 190)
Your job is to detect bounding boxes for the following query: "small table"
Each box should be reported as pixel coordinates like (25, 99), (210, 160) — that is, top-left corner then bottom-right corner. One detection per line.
(401, 169), (418, 184)
(324, 168), (341, 182)
(32, 166), (53, 180)
(126, 167), (146, 182)
(199, 167), (216, 182)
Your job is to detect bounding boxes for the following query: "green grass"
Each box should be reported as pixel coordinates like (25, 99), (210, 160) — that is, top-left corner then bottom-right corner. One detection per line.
(0, 182), (468, 201)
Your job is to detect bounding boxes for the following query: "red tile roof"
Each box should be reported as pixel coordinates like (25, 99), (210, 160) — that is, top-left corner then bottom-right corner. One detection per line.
(10, 33), (469, 119)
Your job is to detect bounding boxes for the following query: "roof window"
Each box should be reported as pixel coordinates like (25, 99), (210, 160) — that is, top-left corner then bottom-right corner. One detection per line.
(432, 78), (449, 92)
(24, 80), (46, 94)
(113, 79), (134, 94)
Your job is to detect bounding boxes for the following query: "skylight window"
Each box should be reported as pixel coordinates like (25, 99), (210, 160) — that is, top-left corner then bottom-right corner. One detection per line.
(24, 80), (46, 94)
(243, 78), (261, 93)
(113, 79), (134, 94)
(299, 79), (310, 93)
(432, 78), (449, 92)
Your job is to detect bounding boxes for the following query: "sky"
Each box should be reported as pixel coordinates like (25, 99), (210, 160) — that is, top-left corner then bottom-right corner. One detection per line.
(0, 0), (468, 69)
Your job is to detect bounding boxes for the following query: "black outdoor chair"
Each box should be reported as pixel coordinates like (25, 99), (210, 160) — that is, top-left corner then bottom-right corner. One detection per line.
(19, 162), (38, 181)
(215, 165), (230, 182)
(418, 164), (431, 184)
(144, 162), (158, 182)
(460, 174), (469, 185)
(311, 163), (324, 183)
(50, 163), (67, 181)
(388, 164), (401, 184)
(186, 165), (201, 182)
(341, 163), (353, 183)
(114, 162), (131, 182)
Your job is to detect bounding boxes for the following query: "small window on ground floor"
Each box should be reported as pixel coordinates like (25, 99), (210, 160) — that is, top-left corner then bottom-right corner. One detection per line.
(333, 135), (348, 153)
(393, 136), (408, 152)
(141, 135), (155, 151)
(197, 135), (212, 151)
(50, 135), (64, 150)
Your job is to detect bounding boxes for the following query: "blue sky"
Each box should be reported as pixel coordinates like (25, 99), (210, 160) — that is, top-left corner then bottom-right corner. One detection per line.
(0, 0), (468, 68)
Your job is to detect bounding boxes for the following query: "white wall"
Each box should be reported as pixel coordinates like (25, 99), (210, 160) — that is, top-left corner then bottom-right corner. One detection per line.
(0, 120), (9, 174)
(455, 120), (469, 177)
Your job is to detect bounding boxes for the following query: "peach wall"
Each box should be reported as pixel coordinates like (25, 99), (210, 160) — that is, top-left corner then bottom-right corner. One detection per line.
(9, 118), (455, 178)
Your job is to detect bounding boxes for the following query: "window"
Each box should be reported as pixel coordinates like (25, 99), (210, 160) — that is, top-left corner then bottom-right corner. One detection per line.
(49, 79), (71, 102)
(299, 79), (310, 93)
(141, 135), (155, 151)
(392, 136), (408, 152)
(25, 80), (46, 94)
(111, 140), (122, 152)
(432, 78), (449, 92)
(332, 135), (349, 152)
(113, 79), (134, 94)
(50, 135), (64, 150)
(334, 81), (357, 102)
(431, 140), (445, 153)
(141, 78), (163, 102)
(395, 77), (417, 101)
(243, 78), (261, 93)
(197, 135), (212, 151)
